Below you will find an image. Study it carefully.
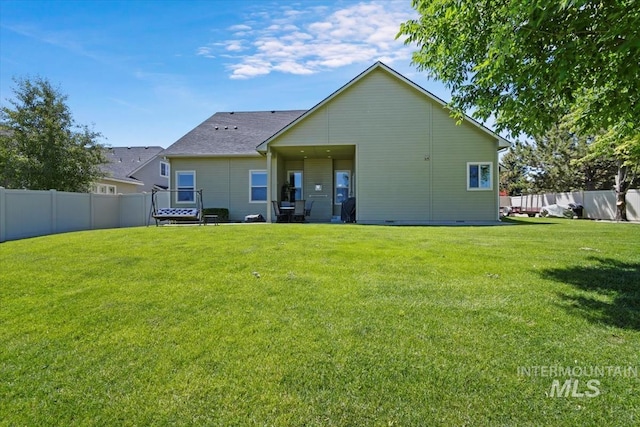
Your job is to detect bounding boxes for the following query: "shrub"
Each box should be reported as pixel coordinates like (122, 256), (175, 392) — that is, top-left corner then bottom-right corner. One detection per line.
(202, 207), (229, 222)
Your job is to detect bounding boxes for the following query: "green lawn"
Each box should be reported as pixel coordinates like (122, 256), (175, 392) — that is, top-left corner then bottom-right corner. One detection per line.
(1, 218), (639, 426)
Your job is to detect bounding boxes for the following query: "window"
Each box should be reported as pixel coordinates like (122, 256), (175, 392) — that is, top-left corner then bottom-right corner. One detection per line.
(160, 161), (170, 178)
(288, 171), (303, 201)
(95, 184), (116, 194)
(467, 162), (492, 190)
(250, 170), (267, 202)
(176, 171), (195, 203)
(335, 170), (350, 204)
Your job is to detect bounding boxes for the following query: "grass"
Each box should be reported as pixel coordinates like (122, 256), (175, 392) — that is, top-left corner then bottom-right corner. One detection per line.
(1, 218), (639, 426)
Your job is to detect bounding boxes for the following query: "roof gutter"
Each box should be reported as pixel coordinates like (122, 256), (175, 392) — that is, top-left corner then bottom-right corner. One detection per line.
(100, 177), (145, 186)
(163, 153), (262, 159)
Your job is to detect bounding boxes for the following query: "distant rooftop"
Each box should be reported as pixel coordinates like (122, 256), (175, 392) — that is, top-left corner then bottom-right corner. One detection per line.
(101, 146), (164, 183)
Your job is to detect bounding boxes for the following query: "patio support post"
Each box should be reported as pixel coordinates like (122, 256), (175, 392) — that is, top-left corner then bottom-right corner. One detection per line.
(266, 149), (272, 222)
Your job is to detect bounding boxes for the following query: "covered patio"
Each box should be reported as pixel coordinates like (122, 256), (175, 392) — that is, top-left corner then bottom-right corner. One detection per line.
(263, 144), (356, 223)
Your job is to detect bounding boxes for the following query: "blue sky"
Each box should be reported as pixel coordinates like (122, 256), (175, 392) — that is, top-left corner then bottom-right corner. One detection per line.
(1, 0), (456, 148)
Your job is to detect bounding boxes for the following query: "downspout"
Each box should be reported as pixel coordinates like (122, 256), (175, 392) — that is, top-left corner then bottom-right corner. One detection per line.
(266, 149), (272, 222)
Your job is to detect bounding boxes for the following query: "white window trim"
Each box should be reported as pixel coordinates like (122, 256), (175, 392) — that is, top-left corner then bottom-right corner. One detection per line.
(160, 161), (170, 178)
(175, 170), (196, 204)
(287, 170), (303, 200)
(466, 162), (493, 191)
(95, 183), (117, 194)
(335, 170), (351, 205)
(249, 169), (267, 203)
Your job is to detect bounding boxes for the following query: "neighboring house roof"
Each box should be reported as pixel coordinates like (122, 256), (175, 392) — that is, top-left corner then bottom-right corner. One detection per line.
(257, 61), (510, 151)
(101, 146), (164, 185)
(162, 110), (307, 157)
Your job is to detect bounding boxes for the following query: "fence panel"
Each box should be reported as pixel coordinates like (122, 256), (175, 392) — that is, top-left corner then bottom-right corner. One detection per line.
(155, 191), (170, 209)
(120, 193), (152, 228)
(56, 191), (91, 233)
(92, 194), (121, 229)
(4, 190), (52, 241)
(624, 190), (640, 221)
(509, 189), (638, 221)
(583, 191), (616, 220)
(555, 192), (582, 206)
(542, 193), (556, 205)
(0, 188), (153, 242)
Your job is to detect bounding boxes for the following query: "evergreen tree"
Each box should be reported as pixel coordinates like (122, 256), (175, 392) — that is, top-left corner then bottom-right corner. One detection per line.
(500, 123), (618, 196)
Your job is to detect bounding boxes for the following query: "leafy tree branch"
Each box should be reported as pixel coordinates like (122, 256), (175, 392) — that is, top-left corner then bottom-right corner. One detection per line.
(0, 77), (107, 192)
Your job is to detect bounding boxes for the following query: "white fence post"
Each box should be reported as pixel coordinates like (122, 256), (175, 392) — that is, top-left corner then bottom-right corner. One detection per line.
(118, 194), (123, 228)
(89, 192), (95, 230)
(142, 192), (150, 226)
(50, 189), (57, 235)
(0, 187), (6, 243)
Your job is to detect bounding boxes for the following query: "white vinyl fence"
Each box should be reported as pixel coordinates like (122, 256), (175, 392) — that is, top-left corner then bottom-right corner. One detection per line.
(0, 188), (170, 242)
(508, 189), (640, 221)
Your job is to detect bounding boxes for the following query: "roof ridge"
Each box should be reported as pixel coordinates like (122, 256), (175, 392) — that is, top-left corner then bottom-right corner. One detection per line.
(214, 109), (307, 114)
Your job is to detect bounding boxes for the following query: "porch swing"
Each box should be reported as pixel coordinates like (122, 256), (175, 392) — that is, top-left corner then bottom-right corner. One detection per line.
(150, 188), (204, 226)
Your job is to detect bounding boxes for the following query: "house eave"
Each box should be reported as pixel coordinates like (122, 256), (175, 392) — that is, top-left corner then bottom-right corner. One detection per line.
(497, 137), (510, 149)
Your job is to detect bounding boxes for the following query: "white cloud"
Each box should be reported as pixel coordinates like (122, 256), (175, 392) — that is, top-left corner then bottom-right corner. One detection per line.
(225, 40), (246, 52)
(280, 31), (313, 42)
(196, 46), (215, 58)
(308, 22), (332, 33)
(228, 59), (272, 80)
(272, 61), (315, 75)
(203, 1), (417, 79)
(228, 24), (252, 32)
(283, 9), (305, 17)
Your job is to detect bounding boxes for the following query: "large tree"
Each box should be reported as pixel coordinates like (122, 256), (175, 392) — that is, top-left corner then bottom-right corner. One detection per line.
(399, 0), (639, 218)
(0, 77), (106, 192)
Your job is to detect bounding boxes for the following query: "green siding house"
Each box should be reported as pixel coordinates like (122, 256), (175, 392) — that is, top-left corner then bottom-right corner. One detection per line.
(163, 62), (509, 224)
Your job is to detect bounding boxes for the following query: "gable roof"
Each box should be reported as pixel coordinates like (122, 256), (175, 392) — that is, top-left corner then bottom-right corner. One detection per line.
(101, 146), (164, 184)
(163, 110), (307, 157)
(257, 61), (510, 151)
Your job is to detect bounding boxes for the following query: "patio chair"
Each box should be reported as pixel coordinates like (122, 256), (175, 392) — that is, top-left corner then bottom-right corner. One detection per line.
(292, 200), (306, 222)
(304, 200), (314, 217)
(272, 201), (289, 223)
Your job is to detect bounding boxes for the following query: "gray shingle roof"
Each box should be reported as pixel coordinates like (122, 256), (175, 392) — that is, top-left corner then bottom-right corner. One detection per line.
(101, 146), (164, 183)
(162, 110), (307, 156)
